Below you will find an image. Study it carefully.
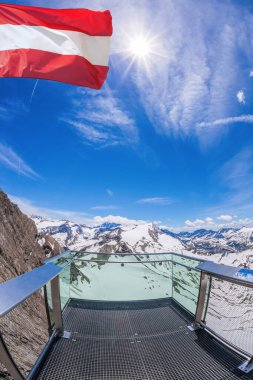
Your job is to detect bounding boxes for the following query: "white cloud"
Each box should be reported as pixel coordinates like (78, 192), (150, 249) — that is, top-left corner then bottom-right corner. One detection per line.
(181, 213), (253, 232)
(93, 215), (147, 226)
(217, 215), (233, 221)
(171, 216), (253, 233)
(196, 114), (253, 128)
(0, 144), (40, 180)
(185, 219), (205, 227)
(236, 90), (246, 104)
(249, 71), (253, 77)
(106, 189), (114, 197)
(91, 205), (119, 210)
(65, 85), (138, 147)
(184, 216), (223, 230)
(238, 218), (253, 225)
(137, 197), (174, 205)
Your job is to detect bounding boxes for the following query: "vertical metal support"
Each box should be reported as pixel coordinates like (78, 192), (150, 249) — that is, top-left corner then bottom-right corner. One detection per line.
(0, 333), (24, 380)
(202, 275), (212, 323)
(194, 271), (209, 325)
(43, 285), (52, 335)
(50, 276), (63, 336)
(171, 255), (174, 299)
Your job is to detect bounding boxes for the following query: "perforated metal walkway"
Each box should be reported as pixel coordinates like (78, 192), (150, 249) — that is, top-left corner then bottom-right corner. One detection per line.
(35, 299), (253, 380)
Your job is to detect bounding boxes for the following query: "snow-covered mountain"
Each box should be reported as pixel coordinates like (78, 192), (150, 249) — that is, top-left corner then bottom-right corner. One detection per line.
(32, 216), (253, 268)
(32, 216), (185, 253)
(173, 227), (253, 254)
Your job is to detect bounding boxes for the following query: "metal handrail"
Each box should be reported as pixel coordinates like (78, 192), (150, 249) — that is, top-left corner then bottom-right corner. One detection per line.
(76, 250), (205, 262)
(75, 258), (200, 272)
(44, 250), (84, 264)
(0, 263), (62, 318)
(0, 250), (77, 380)
(196, 261), (253, 288)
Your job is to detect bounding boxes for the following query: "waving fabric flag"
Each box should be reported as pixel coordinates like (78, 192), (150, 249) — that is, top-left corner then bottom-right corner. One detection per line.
(0, 4), (112, 88)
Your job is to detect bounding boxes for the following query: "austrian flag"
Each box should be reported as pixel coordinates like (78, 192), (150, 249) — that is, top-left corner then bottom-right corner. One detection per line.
(0, 4), (112, 88)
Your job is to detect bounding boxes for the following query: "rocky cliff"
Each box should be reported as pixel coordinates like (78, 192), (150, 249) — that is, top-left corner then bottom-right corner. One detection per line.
(0, 190), (63, 379)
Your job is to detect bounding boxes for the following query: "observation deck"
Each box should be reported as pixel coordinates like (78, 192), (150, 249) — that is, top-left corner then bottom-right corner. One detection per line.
(0, 252), (253, 379)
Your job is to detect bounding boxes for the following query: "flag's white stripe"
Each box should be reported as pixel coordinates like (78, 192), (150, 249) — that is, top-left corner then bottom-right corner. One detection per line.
(0, 24), (110, 66)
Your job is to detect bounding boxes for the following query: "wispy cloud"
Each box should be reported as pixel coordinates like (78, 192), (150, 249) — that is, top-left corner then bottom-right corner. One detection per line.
(137, 197), (174, 205)
(214, 148), (253, 209)
(0, 144), (40, 180)
(196, 115), (253, 128)
(0, 99), (28, 121)
(109, 0), (253, 143)
(64, 85), (138, 147)
(91, 205), (119, 210)
(236, 90), (246, 104)
(10, 195), (92, 223)
(106, 189), (114, 197)
(249, 71), (253, 77)
(33, 0), (253, 146)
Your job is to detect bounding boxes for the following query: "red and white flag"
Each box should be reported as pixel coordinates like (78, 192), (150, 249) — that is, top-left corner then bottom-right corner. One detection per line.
(0, 3), (112, 88)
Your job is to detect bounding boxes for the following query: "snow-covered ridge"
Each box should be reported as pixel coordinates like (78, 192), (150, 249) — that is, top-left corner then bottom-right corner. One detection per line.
(32, 216), (253, 268)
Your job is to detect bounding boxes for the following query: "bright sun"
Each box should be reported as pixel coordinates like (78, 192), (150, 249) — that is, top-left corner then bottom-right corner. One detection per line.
(117, 29), (163, 77)
(129, 36), (152, 59)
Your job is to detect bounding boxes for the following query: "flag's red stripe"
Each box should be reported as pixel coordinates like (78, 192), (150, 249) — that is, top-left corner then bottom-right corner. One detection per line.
(0, 49), (109, 89)
(0, 4), (112, 36)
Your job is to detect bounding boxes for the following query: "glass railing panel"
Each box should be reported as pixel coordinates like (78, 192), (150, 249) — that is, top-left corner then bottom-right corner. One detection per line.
(172, 262), (201, 315)
(70, 256), (173, 301)
(205, 277), (253, 355)
(59, 264), (71, 310)
(46, 270), (71, 317)
(172, 254), (202, 268)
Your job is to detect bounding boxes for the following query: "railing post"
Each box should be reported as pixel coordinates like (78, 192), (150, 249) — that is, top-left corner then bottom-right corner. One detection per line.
(238, 357), (253, 373)
(50, 275), (63, 336)
(0, 333), (24, 380)
(43, 285), (52, 335)
(194, 271), (209, 326)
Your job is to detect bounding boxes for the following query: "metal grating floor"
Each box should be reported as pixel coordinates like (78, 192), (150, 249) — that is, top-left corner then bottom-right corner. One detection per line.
(35, 298), (253, 380)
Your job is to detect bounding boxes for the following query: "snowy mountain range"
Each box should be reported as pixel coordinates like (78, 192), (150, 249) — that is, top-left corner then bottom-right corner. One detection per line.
(32, 215), (253, 268)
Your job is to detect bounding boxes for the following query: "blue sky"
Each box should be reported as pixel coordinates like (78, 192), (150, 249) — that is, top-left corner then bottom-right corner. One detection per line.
(1, 0), (253, 230)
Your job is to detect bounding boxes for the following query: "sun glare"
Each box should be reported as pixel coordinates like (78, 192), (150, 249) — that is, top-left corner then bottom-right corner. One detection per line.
(129, 36), (152, 59)
(116, 28), (164, 78)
